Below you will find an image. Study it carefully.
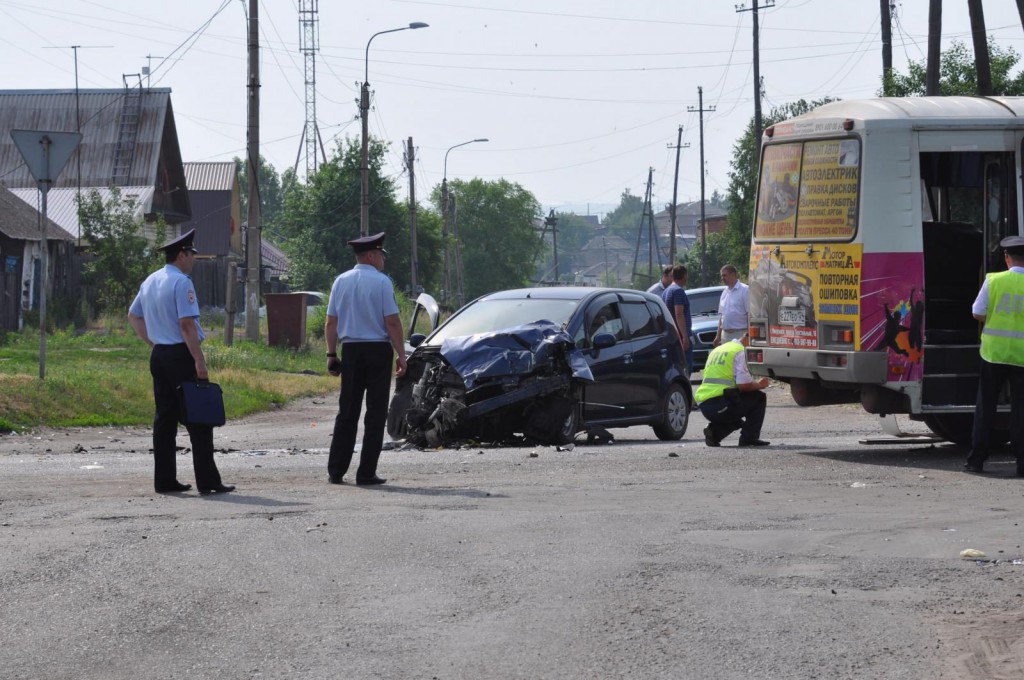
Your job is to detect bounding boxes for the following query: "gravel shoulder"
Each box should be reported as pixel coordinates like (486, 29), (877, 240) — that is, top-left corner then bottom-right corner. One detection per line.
(1, 384), (1022, 679)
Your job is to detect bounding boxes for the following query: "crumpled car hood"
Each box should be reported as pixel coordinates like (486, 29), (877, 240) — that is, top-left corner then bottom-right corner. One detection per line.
(437, 321), (593, 389)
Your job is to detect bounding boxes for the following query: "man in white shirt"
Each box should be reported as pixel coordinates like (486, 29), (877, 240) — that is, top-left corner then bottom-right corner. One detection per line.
(714, 264), (750, 346)
(647, 265), (673, 295)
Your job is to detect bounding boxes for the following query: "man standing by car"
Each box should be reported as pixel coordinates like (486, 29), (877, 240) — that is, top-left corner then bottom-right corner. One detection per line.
(128, 229), (235, 495)
(325, 232), (407, 486)
(695, 333), (770, 447)
(714, 264), (749, 346)
(964, 235), (1024, 475)
(661, 265), (693, 374)
(647, 265), (673, 295)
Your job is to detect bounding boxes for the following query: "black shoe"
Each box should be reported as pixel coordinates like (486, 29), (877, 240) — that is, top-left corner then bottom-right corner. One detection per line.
(328, 475), (344, 485)
(155, 481), (192, 493)
(703, 426), (720, 447)
(356, 476), (387, 486)
(963, 462), (986, 474)
(738, 439), (771, 447)
(198, 483), (236, 495)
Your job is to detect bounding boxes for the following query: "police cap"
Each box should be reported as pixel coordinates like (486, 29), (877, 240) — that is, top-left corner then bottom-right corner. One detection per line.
(159, 228), (198, 255)
(348, 231), (387, 254)
(1001, 235), (1024, 257)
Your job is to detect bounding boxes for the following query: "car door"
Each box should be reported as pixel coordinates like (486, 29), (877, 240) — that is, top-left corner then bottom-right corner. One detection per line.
(617, 296), (664, 414)
(578, 296), (635, 422)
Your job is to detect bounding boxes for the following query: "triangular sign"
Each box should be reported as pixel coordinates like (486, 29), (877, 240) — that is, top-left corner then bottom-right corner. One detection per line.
(10, 129), (83, 189)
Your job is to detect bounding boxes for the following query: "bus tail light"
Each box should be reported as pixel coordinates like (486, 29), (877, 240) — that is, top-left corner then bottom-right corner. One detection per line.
(819, 354), (848, 368)
(830, 328), (854, 343)
(748, 349), (764, 363)
(843, 119), (855, 131)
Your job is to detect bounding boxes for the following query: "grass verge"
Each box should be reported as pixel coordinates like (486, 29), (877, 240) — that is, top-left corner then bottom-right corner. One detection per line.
(0, 327), (337, 431)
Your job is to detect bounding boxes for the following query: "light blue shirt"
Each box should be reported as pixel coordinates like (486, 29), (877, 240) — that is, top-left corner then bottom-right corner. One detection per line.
(326, 264), (399, 343)
(129, 264), (204, 345)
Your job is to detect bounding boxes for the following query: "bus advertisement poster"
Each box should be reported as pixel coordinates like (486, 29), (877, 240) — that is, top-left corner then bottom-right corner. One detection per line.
(860, 252), (925, 382)
(794, 139), (859, 240)
(748, 243), (863, 350)
(755, 143), (801, 238)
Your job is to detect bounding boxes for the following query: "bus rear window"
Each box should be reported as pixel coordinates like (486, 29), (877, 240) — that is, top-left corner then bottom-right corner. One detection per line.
(754, 139), (860, 241)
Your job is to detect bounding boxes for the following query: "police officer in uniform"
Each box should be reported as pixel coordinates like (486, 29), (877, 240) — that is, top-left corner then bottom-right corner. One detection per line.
(128, 229), (234, 494)
(694, 333), (770, 447)
(964, 235), (1024, 475)
(325, 232), (407, 485)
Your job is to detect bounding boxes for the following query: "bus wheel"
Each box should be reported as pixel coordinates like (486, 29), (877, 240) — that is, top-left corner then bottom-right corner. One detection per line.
(922, 414), (1009, 447)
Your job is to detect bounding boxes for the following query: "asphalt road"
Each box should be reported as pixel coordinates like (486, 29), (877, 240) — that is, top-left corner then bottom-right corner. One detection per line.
(1, 383), (1022, 679)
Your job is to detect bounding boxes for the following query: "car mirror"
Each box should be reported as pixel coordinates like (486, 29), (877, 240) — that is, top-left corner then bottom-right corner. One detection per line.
(409, 333), (427, 348)
(592, 332), (617, 349)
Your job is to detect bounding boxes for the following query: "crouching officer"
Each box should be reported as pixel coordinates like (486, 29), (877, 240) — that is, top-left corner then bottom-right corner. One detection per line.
(128, 229), (235, 495)
(694, 333), (771, 447)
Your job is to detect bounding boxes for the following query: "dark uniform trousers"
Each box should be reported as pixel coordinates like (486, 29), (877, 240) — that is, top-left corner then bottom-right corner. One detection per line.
(150, 344), (223, 489)
(698, 390), (767, 442)
(967, 358), (1024, 468)
(328, 342), (394, 480)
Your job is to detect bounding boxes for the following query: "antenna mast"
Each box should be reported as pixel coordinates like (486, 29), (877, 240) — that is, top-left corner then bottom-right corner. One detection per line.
(298, 0), (322, 180)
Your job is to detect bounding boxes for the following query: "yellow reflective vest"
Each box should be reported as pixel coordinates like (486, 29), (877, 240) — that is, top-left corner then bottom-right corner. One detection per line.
(695, 340), (745, 404)
(980, 270), (1024, 367)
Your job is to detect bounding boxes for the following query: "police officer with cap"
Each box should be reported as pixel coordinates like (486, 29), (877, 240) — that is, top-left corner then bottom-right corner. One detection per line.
(128, 229), (234, 494)
(324, 231), (407, 486)
(965, 235), (1024, 475)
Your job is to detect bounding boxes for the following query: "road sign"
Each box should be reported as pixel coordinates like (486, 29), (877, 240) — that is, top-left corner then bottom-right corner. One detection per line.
(10, 129), (82, 191)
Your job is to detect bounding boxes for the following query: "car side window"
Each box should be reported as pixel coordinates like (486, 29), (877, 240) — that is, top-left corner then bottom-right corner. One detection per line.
(620, 301), (657, 340)
(586, 302), (624, 345)
(644, 301), (667, 334)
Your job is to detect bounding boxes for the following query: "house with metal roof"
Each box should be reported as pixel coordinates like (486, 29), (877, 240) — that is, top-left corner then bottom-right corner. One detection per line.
(0, 87), (191, 235)
(0, 185), (77, 331)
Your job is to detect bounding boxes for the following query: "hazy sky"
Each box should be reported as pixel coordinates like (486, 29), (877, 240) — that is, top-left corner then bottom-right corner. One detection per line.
(2, 0), (1022, 217)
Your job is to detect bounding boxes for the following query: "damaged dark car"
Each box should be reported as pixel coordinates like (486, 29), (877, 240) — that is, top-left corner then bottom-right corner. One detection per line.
(387, 287), (692, 447)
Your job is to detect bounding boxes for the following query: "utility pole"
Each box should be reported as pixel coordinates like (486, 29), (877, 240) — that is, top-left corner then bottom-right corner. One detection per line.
(631, 168), (656, 287)
(967, 0), (993, 96)
(1017, 0), (1024, 34)
(688, 87), (715, 287)
(667, 125), (689, 265)
(543, 209), (559, 284)
(926, 0), (941, 96)
(736, 1), (773, 149)
(880, 0), (893, 94)
(441, 177), (451, 309)
(245, 0), (262, 342)
(406, 137), (419, 293)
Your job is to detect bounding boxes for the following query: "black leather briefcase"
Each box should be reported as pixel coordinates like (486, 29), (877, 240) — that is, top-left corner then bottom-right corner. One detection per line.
(177, 380), (226, 427)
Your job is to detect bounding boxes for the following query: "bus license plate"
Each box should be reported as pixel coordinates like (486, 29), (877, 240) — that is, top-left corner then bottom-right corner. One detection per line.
(778, 307), (805, 325)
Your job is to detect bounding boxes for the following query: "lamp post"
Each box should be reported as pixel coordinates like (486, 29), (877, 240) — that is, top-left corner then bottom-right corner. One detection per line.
(360, 22), (428, 237)
(441, 138), (488, 308)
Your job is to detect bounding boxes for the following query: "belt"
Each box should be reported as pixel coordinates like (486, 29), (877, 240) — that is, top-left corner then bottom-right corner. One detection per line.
(724, 327), (746, 332)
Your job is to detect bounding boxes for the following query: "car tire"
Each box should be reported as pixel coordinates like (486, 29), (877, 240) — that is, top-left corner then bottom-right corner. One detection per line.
(653, 383), (689, 440)
(555, 403), (580, 445)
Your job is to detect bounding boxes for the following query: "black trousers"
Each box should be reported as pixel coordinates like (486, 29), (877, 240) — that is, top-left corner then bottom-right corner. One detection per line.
(699, 390), (766, 442)
(328, 342), (393, 480)
(150, 344), (222, 489)
(967, 358), (1024, 466)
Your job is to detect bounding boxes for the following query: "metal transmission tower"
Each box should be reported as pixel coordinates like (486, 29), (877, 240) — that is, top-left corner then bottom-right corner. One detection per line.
(298, 0), (323, 180)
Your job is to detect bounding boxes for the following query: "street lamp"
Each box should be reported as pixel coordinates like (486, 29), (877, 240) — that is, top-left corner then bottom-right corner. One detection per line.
(441, 138), (488, 308)
(360, 22), (428, 237)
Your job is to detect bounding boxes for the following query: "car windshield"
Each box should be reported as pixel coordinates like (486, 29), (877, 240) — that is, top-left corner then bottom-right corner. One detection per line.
(688, 291), (721, 316)
(425, 297), (582, 346)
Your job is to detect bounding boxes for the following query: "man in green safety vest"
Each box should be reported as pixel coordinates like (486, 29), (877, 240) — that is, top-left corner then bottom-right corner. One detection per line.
(694, 333), (770, 447)
(964, 235), (1024, 475)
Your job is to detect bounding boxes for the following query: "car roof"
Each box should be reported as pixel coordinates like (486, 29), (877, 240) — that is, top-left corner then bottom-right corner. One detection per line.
(477, 286), (656, 302)
(686, 285), (726, 296)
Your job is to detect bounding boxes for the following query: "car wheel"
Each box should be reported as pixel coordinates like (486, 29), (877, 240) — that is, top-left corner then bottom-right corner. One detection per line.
(653, 383), (689, 440)
(555, 403), (580, 445)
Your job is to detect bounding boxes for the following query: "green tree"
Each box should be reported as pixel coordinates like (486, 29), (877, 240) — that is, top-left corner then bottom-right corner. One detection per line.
(882, 39), (1024, 96)
(602, 189), (645, 240)
(435, 178), (543, 301)
(276, 137), (442, 295)
(77, 188), (164, 316)
(235, 155), (287, 233)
